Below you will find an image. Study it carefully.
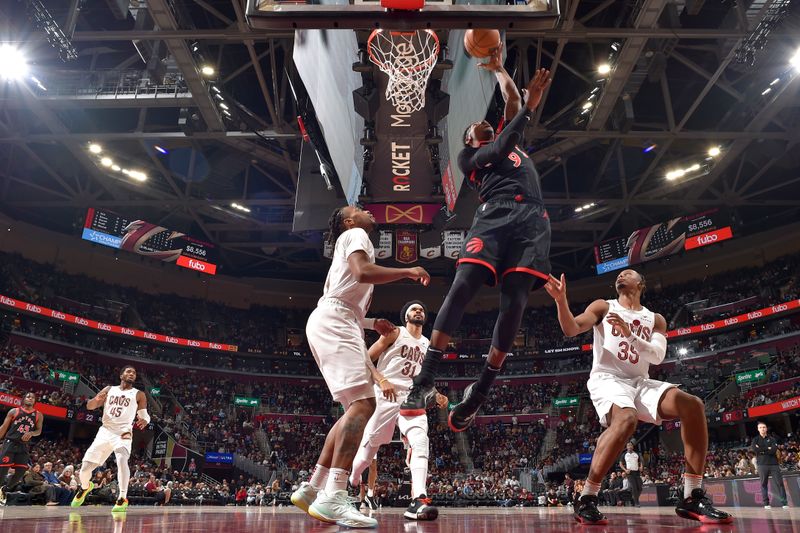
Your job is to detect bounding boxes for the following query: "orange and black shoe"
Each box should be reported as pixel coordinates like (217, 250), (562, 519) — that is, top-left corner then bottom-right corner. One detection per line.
(675, 489), (733, 524)
(447, 383), (486, 432)
(399, 383), (438, 417)
(404, 495), (438, 521)
(574, 495), (608, 525)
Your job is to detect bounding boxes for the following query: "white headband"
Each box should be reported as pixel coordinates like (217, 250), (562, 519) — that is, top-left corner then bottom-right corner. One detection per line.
(406, 305), (424, 322)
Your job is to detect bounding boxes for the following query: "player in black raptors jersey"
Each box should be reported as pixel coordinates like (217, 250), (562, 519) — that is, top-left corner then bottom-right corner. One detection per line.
(401, 63), (552, 431)
(0, 392), (43, 504)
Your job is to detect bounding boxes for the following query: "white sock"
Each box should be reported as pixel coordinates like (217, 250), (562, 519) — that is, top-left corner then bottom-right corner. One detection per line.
(325, 467), (350, 494)
(581, 480), (601, 498)
(367, 488), (374, 498)
(684, 473), (703, 499)
(309, 464), (329, 491)
(411, 467), (428, 499)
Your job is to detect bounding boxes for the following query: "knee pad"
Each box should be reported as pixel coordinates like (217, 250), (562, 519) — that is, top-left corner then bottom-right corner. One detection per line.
(406, 427), (430, 462)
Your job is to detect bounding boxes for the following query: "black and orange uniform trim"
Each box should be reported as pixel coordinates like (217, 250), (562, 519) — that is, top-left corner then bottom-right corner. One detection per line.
(0, 407), (41, 470)
(457, 106), (551, 288)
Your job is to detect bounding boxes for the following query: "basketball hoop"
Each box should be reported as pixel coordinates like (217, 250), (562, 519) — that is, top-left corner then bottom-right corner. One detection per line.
(367, 29), (440, 113)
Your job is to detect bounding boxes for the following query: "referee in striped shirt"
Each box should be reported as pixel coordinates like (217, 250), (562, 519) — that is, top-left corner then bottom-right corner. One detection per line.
(619, 441), (643, 507)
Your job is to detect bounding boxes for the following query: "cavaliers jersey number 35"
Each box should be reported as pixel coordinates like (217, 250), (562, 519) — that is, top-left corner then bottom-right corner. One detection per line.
(592, 299), (656, 379)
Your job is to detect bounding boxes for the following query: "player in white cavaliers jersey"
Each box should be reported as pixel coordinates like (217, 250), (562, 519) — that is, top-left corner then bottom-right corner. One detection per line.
(292, 205), (430, 529)
(545, 269), (732, 526)
(72, 366), (150, 513)
(349, 301), (447, 521)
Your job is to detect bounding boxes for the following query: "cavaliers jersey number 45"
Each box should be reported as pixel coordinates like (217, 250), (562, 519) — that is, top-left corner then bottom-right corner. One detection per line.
(102, 386), (139, 435)
(376, 326), (430, 392)
(592, 299), (656, 379)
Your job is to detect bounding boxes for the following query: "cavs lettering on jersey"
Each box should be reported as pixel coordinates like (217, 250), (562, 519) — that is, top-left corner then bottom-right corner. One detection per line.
(592, 299), (655, 380)
(102, 386), (139, 435)
(6, 408), (40, 442)
(376, 326), (430, 392)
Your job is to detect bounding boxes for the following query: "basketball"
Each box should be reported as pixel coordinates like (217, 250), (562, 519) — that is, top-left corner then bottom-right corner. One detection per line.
(463, 29), (501, 59)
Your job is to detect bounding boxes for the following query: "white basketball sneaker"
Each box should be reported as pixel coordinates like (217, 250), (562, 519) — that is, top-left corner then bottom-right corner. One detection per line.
(290, 482), (317, 513)
(309, 489), (378, 528)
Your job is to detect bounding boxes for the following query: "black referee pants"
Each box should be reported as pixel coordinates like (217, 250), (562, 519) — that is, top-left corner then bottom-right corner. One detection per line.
(628, 471), (642, 505)
(758, 464), (787, 506)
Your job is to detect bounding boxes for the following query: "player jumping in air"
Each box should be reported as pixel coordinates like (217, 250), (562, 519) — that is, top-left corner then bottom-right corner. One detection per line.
(349, 301), (448, 521)
(292, 205), (430, 529)
(544, 269), (733, 525)
(401, 53), (552, 432)
(72, 366), (150, 513)
(0, 392), (43, 505)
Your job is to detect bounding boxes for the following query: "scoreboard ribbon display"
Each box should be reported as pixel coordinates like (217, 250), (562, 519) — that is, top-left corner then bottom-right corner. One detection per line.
(82, 208), (218, 275)
(595, 209), (733, 275)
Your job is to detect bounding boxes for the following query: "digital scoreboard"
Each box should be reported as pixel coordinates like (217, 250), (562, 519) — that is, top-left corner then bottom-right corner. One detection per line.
(594, 209), (733, 275)
(82, 208), (218, 275)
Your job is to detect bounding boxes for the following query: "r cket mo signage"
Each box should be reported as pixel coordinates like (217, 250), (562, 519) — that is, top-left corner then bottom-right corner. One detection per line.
(367, 71), (435, 202)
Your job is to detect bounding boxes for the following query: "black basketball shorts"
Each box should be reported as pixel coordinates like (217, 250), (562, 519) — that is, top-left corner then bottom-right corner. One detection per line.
(456, 200), (551, 288)
(0, 440), (30, 470)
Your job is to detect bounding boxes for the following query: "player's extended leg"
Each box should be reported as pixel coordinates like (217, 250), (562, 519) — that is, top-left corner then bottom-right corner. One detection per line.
(309, 397), (377, 527)
(112, 448), (131, 512)
(401, 264), (488, 416)
(292, 416), (346, 513)
(449, 272), (535, 431)
(659, 389), (732, 524)
(402, 425), (438, 520)
(71, 460), (100, 507)
(365, 459), (378, 509)
(575, 405), (638, 525)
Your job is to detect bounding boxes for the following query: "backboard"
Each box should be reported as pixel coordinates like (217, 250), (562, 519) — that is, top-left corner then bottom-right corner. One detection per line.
(246, 0), (560, 31)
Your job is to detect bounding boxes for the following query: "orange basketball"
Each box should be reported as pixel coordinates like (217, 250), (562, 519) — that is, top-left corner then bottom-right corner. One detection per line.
(463, 29), (501, 59)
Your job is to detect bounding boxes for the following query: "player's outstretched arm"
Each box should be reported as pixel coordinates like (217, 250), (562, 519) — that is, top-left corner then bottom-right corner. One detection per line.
(348, 251), (430, 286)
(544, 273), (608, 337)
(367, 329), (400, 363)
(477, 44), (521, 120)
(0, 409), (14, 440)
(87, 386), (111, 410)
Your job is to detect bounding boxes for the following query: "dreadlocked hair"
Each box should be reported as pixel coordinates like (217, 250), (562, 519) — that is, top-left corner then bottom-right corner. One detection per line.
(327, 207), (346, 247)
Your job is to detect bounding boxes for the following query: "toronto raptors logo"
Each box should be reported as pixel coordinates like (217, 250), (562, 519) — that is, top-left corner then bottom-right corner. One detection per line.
(2, 456), (9, 464)
(465, 238), (484, 254)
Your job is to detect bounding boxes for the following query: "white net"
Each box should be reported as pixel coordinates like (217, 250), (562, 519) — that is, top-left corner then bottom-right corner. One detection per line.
(367, 29), (440, 113)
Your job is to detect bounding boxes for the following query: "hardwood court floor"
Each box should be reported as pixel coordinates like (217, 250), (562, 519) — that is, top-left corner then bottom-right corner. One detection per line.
(0, 505), (797, 532)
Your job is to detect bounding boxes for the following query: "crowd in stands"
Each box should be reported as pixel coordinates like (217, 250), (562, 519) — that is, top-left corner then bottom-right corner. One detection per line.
(2, 250), (798, 359)
(2, 250), (800, 510)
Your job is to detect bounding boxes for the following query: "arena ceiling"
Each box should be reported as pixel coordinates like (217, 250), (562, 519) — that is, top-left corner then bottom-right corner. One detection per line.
(0, 0), (798, 281)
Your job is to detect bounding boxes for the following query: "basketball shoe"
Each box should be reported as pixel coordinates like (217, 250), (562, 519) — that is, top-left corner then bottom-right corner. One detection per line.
(290, 481), (317, 513)
(399, 383), (439, 417)
(404, 495), (438, 520)
(675, 488), (733, 524)
(363, 493), (378, 511)
(112, 497), (129, 512)
(308, 489), (378, 528)
(448, 383), (486, 432)
(71, 481), (94, 507)
(574, 495), (608, 525)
